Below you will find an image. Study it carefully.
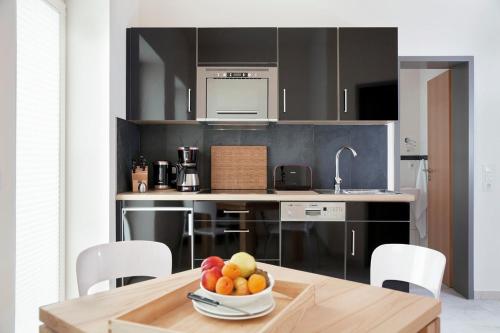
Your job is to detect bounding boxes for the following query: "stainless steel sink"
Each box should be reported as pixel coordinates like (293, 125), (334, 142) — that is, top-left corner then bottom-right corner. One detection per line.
(314, 189), (399, 195)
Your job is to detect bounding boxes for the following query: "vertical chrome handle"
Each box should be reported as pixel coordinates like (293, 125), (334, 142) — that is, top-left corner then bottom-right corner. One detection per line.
(344, 89), (348, 113)
(283, 89), (286, 113)
(188, 88), (192, 113)
(188, 211), (193, 237)
(351, 229), (355, 256)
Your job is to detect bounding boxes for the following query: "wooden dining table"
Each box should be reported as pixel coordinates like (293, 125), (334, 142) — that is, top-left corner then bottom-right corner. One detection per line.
(39, 263), (441, 333)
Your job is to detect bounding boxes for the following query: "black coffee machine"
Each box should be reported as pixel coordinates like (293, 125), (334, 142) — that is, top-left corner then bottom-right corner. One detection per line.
(176, 146), (200, 192)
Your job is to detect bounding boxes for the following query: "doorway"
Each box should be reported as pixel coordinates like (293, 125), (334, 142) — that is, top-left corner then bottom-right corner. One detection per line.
(398, 57), (474, 299)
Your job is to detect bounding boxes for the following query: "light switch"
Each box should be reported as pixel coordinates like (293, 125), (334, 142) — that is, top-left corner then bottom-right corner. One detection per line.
(482, 165), (495, 192)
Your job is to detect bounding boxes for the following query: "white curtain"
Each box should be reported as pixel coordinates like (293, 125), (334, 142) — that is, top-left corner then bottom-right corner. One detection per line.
(16, 0), (65, 331)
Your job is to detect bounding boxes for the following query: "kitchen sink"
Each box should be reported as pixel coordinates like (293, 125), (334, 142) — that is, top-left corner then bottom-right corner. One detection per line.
(314, 189), (399, 195)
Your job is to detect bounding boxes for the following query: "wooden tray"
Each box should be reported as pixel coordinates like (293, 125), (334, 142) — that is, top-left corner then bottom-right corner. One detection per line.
(109, 278), (315, 333)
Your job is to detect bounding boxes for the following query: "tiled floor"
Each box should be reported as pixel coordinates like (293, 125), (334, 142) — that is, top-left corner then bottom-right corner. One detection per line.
(410, 285), (500, 332)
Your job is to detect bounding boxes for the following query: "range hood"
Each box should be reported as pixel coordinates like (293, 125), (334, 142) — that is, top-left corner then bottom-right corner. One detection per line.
(196, 67), (278, 124)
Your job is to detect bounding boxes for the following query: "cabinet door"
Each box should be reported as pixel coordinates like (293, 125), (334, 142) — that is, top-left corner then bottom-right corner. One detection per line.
(127, 28), (196, 121)
(198, 28), (277, 65)
(282, 221), (345, 279)
(339, 28), (398, 120)
(278, 28), (338, 121)
(346, 222), (409, 291)
(119, 207), (193, 282)
(193, 220), (280, 265)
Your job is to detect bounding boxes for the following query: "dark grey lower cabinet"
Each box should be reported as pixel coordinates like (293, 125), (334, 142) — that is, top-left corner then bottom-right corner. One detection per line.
(281, 221), (345, 279)
(346, 221), (410, 291)
(117, 201), (194, 286)
(193, 201), (280, 264)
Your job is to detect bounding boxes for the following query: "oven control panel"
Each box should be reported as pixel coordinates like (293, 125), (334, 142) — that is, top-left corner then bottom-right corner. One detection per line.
(280, 202), (346, 221)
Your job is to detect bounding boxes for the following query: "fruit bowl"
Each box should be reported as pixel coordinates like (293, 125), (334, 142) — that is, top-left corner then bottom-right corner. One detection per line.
(200, 273), (275, 307)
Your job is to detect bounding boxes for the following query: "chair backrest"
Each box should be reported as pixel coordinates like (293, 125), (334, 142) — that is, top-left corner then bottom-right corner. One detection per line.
(370, 244), (446, 298)
(76, 241), (172, 296)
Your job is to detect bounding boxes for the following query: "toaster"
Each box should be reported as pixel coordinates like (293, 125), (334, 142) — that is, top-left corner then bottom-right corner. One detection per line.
(273, 165), (313, 190)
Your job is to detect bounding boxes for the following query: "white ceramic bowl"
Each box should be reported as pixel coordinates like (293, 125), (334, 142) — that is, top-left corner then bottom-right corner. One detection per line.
(200, 273), (275, 307)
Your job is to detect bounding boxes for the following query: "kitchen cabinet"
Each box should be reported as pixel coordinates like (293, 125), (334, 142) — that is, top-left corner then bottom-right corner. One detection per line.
(117, 200), (194, 286)
(345, 202), (410, 292)
(126, 28), (196, 121)
(193, 201), (280, 266)
(278, 28), (338, 121)
(281, 221), (345, 279)
(198, 28), (277, 65)
(339, 28), (398, 120)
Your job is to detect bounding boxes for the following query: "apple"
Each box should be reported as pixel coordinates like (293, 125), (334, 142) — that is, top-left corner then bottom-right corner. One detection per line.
(201, 256), (224, 272)
(230, 252), (256, 278)
(201, 266), (222, 292)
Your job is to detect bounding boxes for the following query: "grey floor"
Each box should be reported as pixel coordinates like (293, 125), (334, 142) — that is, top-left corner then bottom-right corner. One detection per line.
(410, 285), (500, 332)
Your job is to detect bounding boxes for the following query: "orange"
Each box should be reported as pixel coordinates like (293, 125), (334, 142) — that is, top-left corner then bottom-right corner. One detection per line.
(221, 262), (241, 280)
(215, 276), (234, 295)
(247, 274), (267, 294)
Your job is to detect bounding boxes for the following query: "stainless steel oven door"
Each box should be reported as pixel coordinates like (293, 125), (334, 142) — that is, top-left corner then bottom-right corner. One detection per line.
(206, 78), (268, 120)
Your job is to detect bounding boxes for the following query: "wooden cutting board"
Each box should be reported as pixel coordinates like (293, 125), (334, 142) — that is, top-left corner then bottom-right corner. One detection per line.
(211, 146), (267, 189)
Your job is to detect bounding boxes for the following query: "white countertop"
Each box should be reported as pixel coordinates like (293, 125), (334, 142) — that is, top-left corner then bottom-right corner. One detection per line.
(116, 189), (415, 202)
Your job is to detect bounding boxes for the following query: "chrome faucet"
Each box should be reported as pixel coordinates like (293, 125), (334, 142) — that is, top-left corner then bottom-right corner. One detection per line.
(335, 146), (358, 193)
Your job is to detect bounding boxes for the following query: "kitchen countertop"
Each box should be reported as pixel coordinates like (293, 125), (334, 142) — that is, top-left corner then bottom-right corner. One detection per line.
(116, 189), (415, 202)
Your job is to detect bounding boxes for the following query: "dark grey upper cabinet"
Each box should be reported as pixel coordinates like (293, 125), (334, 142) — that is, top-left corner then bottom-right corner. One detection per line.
(127, 28), (196, 121)
(278, 28), (338, 121)
(339, 28), (398, 120)
(198, 28), (277, 66)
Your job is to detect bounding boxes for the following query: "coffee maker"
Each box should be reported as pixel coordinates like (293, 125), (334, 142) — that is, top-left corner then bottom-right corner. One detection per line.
(176, 146), (200, 192)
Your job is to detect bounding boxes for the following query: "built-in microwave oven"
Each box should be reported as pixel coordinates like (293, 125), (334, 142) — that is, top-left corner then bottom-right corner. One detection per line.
(196, 67), (278, 123)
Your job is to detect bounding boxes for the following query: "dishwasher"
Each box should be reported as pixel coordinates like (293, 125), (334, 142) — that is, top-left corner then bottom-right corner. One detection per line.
(281, 202), (346, 279)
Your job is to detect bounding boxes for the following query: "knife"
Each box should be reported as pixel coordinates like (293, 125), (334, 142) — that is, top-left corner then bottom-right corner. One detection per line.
(187, 292), (252, 316)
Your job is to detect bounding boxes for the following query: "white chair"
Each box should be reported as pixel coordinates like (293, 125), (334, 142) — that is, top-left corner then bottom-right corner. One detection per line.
(370, 244), (446, 298)
(76, 241), (172, 296)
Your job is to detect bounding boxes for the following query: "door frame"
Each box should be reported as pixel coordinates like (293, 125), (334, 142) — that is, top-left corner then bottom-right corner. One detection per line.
(396, 56), (474, 299)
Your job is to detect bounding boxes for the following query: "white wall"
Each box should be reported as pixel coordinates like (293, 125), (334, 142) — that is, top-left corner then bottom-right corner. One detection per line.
(105, 0), (500, 294)
(0, 0), (17, 330)
(66, 0), (111, 298)
(399, 68), (448, 188)
(400, 70), (422, 156)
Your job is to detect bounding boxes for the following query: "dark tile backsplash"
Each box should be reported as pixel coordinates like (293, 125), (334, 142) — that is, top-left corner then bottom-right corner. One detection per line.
(117, 119), (387, 192)
(116, 118), (140, 193)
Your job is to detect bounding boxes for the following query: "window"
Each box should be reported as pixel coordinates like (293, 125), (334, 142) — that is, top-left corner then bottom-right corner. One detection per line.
(16, 0), (65, 331)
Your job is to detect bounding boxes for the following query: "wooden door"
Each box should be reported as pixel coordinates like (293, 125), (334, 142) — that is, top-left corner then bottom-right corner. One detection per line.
(427, 71), (452, 286)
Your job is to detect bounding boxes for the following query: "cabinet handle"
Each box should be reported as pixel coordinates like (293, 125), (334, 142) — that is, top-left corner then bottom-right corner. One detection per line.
(223, 210), (250, 214)
(188, 211), (193, 237)
(283, 89), (286, 113)
(344, 89), (348, 113)
(351, 229), (356, 256)
(223, 229), (250, 233)
(188, 88), (192, 113)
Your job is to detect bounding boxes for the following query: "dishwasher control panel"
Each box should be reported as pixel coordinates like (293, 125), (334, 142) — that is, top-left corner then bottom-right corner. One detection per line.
(280, 202), (346, 221)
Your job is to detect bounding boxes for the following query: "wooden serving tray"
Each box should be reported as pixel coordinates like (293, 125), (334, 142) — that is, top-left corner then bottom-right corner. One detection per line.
(109, 278), (315, 333)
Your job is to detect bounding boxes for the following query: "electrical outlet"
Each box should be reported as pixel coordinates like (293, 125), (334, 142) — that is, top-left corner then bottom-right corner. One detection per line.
(482, 165), (495, 192)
